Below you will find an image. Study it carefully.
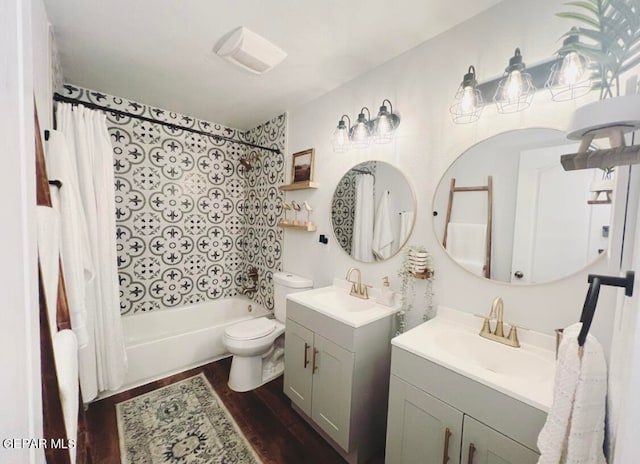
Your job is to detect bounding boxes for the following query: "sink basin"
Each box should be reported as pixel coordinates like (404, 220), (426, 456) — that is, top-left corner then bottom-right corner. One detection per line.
(287, 279), (400, 328)
(433, 329), (555, 383)
(392, 307), (556, 411)
(300, 286), (376, 312)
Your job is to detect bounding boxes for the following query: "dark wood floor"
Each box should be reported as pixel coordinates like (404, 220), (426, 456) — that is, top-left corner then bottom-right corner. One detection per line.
(86, 357), (385, 464)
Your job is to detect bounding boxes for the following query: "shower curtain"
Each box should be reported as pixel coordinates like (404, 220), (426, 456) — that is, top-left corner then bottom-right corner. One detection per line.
(352, 174), (375, 261)
(56, 102), (127, 400)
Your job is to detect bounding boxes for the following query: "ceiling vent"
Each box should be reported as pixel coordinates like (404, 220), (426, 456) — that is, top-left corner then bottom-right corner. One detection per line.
(214, 27), (287, 75)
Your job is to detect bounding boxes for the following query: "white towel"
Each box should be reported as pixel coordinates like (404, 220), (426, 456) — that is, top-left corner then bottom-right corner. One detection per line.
(37, 206), (61, 339)
(372, 190), (395, 260)
(446, 223), (486, 276)
(398, 211), (414, 246)
(537, 322), (607, 464)
(45, 130), (92, 348)
(52, 329), (79, 464)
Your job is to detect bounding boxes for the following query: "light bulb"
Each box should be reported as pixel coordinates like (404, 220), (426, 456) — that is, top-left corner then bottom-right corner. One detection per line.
(376, 115), (393, 134)
(351, 123), (371, 147)
(350, 109), (372, 149)
(558, 51), (585, 86)
(460, 85), (477, 113)
(504, 69), (523, 101)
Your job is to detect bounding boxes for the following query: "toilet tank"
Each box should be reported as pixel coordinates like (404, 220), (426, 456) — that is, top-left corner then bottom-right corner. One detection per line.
(273, 272), (313, 322)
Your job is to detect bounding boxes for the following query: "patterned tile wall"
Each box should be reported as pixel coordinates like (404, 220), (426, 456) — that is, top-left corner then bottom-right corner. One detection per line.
(240, 116), (287, 310)
(62, 84), (285, 315)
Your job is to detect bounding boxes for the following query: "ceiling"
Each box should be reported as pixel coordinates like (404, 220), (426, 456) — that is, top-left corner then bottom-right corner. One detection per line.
(45, 0), (504, 130)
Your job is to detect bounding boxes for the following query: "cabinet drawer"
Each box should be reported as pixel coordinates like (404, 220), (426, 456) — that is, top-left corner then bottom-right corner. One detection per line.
(287, 300), (355, 350)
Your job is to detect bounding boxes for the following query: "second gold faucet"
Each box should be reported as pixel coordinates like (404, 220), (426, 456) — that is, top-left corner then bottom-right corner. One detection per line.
(479, 297), (520, 347)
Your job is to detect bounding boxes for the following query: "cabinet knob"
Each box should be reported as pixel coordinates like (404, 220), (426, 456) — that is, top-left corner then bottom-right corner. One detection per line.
(514, 270), (524, 279)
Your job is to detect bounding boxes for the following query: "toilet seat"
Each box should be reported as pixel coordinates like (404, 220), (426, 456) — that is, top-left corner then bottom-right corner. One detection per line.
(225, 317), (276, 341)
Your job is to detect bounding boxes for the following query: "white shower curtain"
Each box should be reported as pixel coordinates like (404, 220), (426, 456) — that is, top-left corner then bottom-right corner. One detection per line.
(56, 102), (127, 400)
(351, 174), (375, 261)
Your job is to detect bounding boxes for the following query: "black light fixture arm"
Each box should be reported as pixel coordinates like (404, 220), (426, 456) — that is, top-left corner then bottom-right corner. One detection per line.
(339, 114), (351, 129)
(52, 93), (281, 154)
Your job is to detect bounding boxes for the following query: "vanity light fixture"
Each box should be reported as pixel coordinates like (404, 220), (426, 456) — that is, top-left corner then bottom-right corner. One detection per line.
(372, 99), (401, 143)
(450, 43), (595, 124)
(331, 114), (352, 153)
(350, 107), (373, 149)
(545, 30), (592, 102)
(494, 48), (536, 113)
(331, 99), (401, 152)
(450, 65), (483, 124)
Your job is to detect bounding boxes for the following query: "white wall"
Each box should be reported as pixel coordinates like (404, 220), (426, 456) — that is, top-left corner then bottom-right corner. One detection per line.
(284, 0), (623, 349)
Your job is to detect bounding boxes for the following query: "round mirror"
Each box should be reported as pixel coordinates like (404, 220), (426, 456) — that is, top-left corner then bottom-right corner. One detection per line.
(332, 161), (416, 262)
(433, 128), (612, 284)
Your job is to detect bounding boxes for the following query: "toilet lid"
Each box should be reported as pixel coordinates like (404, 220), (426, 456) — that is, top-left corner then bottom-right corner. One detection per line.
(225, 317), (276, 340)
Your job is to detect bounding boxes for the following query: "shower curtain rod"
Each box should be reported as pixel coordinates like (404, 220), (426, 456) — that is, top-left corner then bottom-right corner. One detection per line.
(53, 93), (281, 154)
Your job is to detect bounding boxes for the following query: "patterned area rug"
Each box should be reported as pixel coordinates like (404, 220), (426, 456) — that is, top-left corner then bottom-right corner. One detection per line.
(116, 373), (262, 463)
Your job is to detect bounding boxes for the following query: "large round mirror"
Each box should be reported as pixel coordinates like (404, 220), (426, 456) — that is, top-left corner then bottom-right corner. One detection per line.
(332, 161), (416, 262)
(433, 128), (612, 284)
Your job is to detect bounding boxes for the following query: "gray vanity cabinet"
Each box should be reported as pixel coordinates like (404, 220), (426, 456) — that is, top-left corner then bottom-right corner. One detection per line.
(284, 299), (395, 464)
(386, 346), (544, 464)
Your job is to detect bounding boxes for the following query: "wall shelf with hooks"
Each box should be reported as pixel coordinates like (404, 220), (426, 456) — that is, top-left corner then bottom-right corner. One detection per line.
(279, 181), (320, 191)
(277, 221), (317, 232)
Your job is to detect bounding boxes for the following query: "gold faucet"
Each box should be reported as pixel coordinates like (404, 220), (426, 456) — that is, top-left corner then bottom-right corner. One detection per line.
(346, 267), (369, 299)
(479, 297), (520, 347)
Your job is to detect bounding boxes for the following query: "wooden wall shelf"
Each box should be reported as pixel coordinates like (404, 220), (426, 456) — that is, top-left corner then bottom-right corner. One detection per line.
(279, 181), (320, 191)
(278, 221), (317, 232)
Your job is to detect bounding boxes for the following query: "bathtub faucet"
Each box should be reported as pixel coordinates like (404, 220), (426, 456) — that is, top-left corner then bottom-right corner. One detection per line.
(242, 266), (259, 295)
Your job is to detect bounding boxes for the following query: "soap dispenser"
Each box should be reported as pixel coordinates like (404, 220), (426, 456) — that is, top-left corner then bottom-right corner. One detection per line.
(377, 276), (396, 306)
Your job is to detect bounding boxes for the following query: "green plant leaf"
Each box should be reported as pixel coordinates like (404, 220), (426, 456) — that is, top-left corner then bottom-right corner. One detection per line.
(563, 0), (601, 15)
(557, 11), (601, 27)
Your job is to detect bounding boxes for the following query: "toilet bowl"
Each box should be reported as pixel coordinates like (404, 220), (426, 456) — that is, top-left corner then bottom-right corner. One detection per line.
(223, 272), (313, 392)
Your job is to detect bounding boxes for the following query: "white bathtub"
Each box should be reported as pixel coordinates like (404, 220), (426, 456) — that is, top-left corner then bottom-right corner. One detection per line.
(119, 298), (268, 392)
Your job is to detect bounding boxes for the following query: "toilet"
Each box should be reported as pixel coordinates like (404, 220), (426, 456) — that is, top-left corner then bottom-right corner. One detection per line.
(223, 272), (313, 392)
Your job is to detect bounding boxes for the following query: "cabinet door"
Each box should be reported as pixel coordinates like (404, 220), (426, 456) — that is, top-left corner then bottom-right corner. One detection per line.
(386, 376), (463, 464)
(462, 416), (539, 464)
(284, 319), (314, 416)
(311, 333), (355, 452)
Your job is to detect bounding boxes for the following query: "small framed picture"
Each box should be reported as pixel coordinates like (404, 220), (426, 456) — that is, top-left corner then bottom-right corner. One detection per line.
(291, 148), (315, 184)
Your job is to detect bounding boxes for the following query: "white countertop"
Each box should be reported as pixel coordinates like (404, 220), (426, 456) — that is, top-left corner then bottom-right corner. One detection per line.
(392, 306), (556, 412)
(287, 279), (400, 328)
